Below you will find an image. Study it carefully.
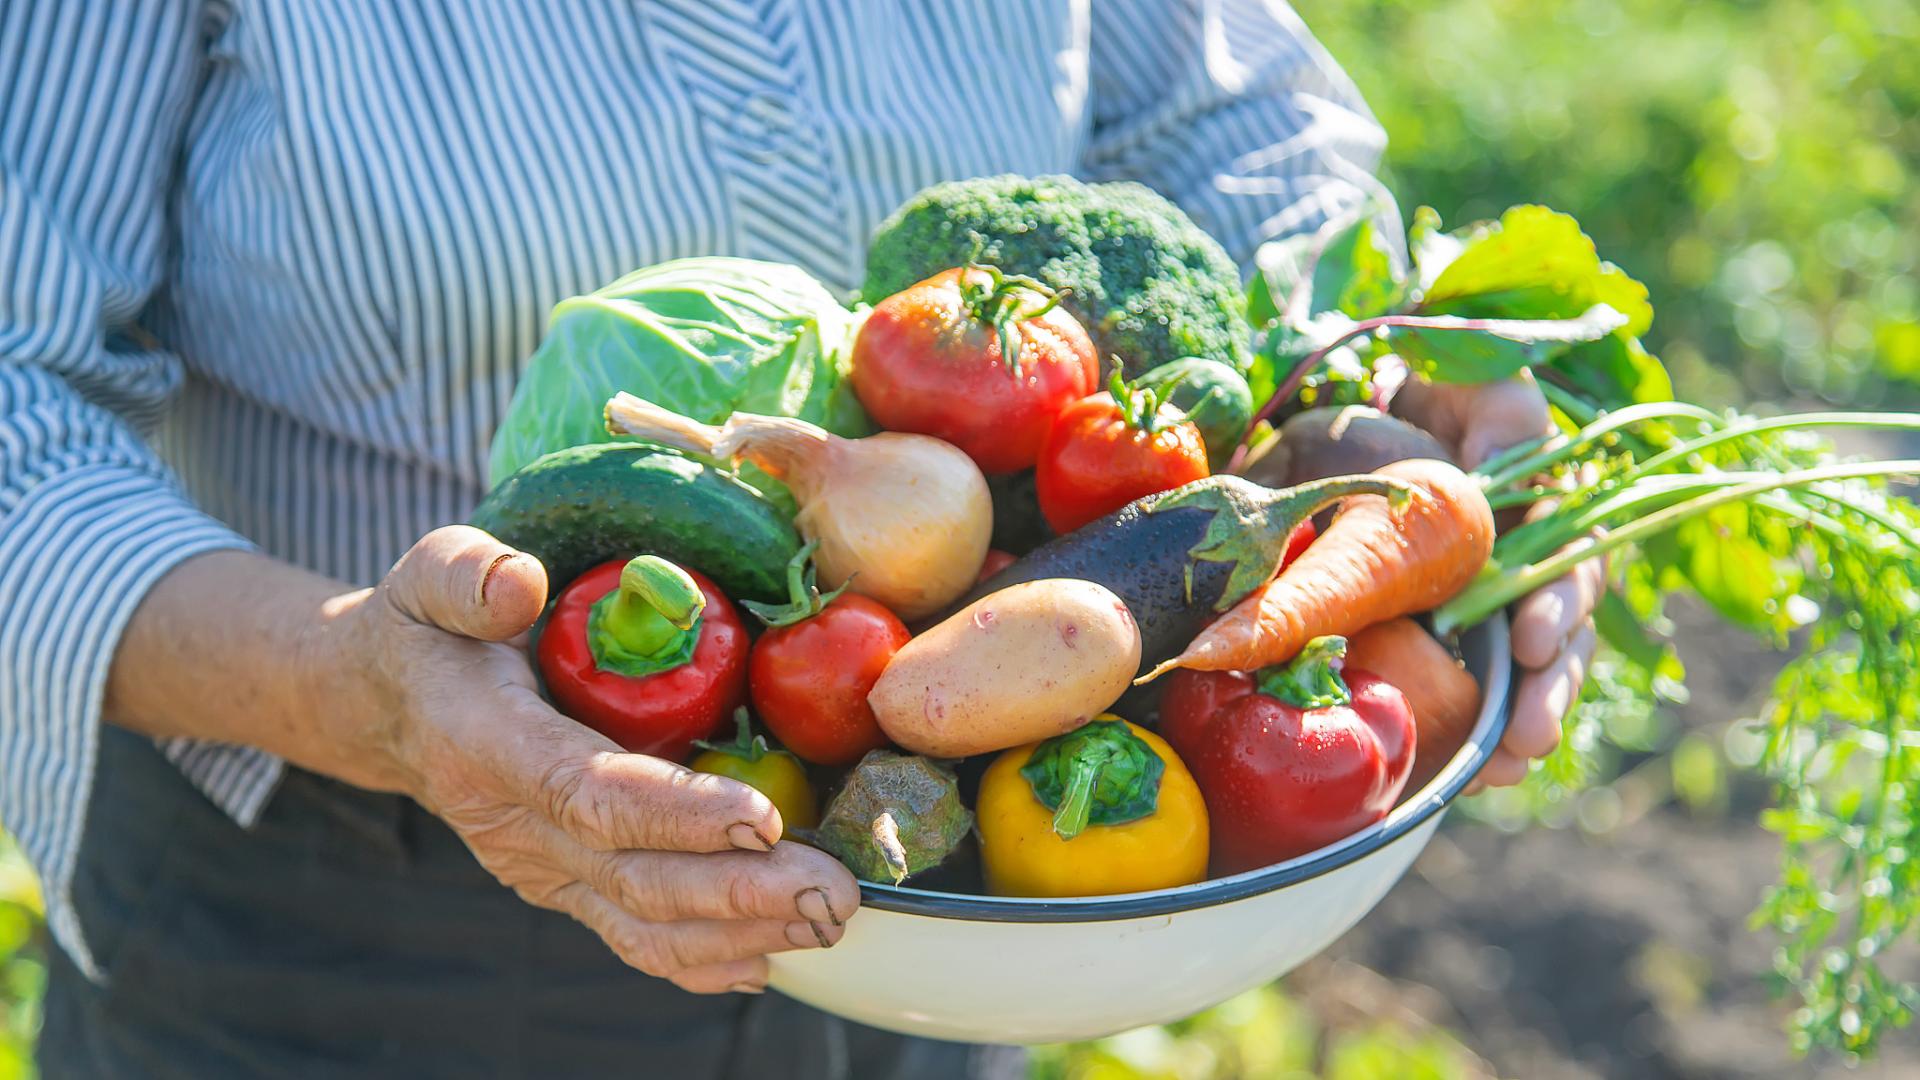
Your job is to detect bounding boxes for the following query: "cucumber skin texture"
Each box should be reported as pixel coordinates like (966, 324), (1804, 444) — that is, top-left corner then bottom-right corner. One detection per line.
(470, 443), (801, 602)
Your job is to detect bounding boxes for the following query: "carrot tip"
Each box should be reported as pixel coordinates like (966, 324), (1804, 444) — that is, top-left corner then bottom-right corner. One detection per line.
(1135, 659), (1181, 685)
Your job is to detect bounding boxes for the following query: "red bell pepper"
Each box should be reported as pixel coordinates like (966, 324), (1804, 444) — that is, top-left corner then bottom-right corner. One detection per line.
(537, 555), (748, 761)
(1159, 635), (1414, 875)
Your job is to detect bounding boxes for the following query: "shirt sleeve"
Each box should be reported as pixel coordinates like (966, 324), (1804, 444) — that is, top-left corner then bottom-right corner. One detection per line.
(1, 1), (262, 979)
(1082, 0), (1401, 269)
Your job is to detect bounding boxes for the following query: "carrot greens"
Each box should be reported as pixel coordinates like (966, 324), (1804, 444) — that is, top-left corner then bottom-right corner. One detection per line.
(1248, 200), (1920, 1057)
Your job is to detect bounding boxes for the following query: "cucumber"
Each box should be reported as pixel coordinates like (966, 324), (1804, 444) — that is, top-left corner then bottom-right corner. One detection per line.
(470, 442), (801, 602)
(951, 473), (1408, 677)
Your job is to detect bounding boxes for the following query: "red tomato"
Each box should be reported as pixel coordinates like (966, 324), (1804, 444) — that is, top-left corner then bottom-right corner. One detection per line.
(1281, 520), (1317, 568)
(749, 593), (911, 766)
(537, 560), (747, 761)
(849, 267), (1098, 474)
(1035, 391), (1210, 534)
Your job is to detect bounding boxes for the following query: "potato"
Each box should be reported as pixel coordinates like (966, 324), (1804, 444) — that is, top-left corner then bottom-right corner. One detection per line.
(869, 579), (1141, 758)
(1241, 406), (1451, 489)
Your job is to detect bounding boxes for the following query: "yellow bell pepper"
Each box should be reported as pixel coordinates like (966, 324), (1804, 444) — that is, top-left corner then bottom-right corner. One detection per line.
(689, 711), (819, 830)
(977, 715), (1208, 897)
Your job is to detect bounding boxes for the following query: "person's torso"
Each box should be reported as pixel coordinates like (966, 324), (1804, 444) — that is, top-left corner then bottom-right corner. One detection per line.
(153, 0), (1092, 585)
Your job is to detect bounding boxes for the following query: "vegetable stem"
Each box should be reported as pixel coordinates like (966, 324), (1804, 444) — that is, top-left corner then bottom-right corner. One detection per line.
(1432, 459), (1920, 636)
(1256, 636), (1354, 709)
(1622, 412), (1920, 482)
(1478, 400), (1721, 492)
(588, 556), (706, 677)
(1050, 754), (1103, 842)
(690, 708), (772, 762)
(740, 542), (847, 628)
(870, 811), (910, 885)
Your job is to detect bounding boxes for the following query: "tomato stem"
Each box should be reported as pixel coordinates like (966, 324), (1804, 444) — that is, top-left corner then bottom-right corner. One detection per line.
(690, 708), (772, 762)
(740, 542), (847, 628)
(957, 263), (1069, 375)
(1111, 368), (1184, 436)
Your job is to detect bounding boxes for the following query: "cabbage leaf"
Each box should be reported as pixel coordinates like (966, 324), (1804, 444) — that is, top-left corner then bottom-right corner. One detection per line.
(487, 257), (870, 496)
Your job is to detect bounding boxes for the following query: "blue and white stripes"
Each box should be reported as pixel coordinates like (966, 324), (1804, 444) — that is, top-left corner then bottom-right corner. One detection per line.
(1, 0), (1387, 978)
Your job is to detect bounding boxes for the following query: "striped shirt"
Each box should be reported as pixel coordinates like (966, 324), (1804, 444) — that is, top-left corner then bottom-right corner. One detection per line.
(0, 0), (1389, 977)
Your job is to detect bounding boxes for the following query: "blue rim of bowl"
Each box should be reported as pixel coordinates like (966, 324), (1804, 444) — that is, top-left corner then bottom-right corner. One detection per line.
(857, 614), (1513, 922)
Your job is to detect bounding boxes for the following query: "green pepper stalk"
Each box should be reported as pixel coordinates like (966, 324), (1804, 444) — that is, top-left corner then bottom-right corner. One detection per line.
(1256, 635), (1353, 709)
(587, 555), (707, 677)
(1019, 719), (1165, 840)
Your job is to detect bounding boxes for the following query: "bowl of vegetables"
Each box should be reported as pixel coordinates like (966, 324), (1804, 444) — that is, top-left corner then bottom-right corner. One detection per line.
(476, 174), (1920, 1051)
(764, 615), (1509, 1045)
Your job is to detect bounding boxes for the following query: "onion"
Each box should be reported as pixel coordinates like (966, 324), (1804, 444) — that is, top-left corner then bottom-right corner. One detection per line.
(606, 392), (992, 620)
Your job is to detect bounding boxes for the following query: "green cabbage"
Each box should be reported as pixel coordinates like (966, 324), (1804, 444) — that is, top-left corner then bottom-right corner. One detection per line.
(487, 257), (870, 494)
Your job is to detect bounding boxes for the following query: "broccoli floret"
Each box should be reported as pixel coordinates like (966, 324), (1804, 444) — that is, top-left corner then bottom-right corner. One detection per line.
(860, 175), (1252, 377)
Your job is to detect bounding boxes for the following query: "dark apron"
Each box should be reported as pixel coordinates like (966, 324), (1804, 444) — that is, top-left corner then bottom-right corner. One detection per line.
(39, 727), (1025, 1079)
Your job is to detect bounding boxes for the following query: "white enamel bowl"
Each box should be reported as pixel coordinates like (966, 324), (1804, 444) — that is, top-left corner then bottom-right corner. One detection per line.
(767, 616), (1511, 1045)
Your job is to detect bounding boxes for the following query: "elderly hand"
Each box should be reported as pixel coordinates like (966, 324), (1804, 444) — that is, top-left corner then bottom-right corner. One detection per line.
(1393, 373), (1602, 790)
(299, 526), (858, 994)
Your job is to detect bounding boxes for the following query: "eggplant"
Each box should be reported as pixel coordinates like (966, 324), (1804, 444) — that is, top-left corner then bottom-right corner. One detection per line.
(953, 473), (1411, 677)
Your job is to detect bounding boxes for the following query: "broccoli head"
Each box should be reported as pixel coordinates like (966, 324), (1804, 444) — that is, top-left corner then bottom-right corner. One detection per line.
(860, 175), (1252, 377)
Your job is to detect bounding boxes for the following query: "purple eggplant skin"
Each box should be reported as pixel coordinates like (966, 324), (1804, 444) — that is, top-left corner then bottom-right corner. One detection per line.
(958, 499), (1231, 677)
(947, 473), (1407, 678)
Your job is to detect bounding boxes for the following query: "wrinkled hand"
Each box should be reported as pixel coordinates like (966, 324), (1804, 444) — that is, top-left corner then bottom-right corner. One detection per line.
(1393, 373), (1602, 789)
(301, 526), (859, 993)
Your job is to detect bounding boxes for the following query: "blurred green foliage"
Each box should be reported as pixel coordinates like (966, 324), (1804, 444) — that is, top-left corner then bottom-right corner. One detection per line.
(1034, 983), (1486, 1080)
(0, 838), (42, 1080)
(1305, 0), (1920, 405)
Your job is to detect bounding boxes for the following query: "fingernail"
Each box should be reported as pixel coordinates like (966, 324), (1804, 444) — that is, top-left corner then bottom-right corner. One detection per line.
(795, 886), (841, 927)
(789, 920), (838, 949)
(729, 823), (775, 852)
(730, 981), (766, 995)
(478, 552), (521, 607)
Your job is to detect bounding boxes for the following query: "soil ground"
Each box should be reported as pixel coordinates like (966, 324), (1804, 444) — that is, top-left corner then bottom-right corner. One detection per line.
(1304, 603), (1920, 1078)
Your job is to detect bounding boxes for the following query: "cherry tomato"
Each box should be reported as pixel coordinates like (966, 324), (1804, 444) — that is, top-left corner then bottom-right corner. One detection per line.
(749, 592), (911, 766)
(850, 266), (1097, 474)
(690, 711), (820, 829)
(1035, 383), (1210, 534)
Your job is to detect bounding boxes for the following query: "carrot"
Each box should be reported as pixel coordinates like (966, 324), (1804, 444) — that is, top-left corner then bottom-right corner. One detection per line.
(1346, 617), (1481, 795)
(1140, 458), (1494, 681)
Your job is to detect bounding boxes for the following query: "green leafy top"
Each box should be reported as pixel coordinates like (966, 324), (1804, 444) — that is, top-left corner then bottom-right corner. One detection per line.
(1249, 197), (1920, 1056)
(486, 257), (871, 505)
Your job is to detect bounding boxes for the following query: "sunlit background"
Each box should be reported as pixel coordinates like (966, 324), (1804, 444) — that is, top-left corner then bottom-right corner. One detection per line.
(3, 1), (1916, 1076)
